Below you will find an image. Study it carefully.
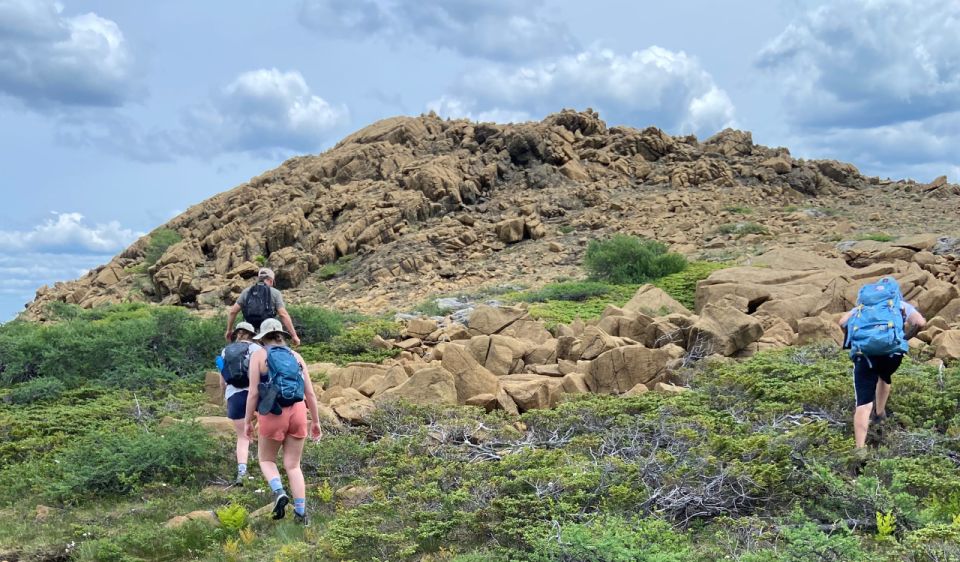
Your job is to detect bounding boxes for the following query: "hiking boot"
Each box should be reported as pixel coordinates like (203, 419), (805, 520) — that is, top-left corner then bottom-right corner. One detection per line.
(871, 406), (893, 423)
(272, 490), (289, 520)
(233, 473), (246, 487)
(294, 511), (309, 526)
(849, 446), (871, 476)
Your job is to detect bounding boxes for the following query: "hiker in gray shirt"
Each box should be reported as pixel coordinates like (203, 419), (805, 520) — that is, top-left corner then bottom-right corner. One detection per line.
(225, 268), (300, 346)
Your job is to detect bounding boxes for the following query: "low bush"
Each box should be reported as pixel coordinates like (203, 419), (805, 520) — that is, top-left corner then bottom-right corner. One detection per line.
(287, 305), (344, 343)
(299, 319), (403, 365)
(653, 261), (728, 310)
(584, 235), (687, 284)
(857, 232), (896, 242)
(8, 376), (65, 404)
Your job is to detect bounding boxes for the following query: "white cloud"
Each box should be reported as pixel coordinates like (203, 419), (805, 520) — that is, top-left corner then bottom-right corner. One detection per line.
(429, 47), (736, 136)
(0, 250), (117, 321)
(757, 0), (960, 182)
(192, 68), (349, 154)
(757, 0), (960, 128)
(56, 68), (348, 160)
(298, 0), (579, 61)
(0, 0), (138, 108)
(0, 212), (141, 254)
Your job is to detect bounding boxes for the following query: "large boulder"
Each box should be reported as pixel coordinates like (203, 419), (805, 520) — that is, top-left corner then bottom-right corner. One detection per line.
(328, 363), (390, 390)
(203, 371), (224, 406)
(467, 305), (527, 336)
(587, 344), (684, 394)
(623, 285), (691, 316)
(325, 387), (377, 424)
(194, 416), (235, 439)
(688, 304), (763, 356)
(467, 335), (516, 376)
(796, 313), (844, 346)
(378, 366), (457, 406)
(500, 374), (565, 411)
(441, 344), (500, 403)
(933, 330), (960, 362)
(580, 327), (621, 360)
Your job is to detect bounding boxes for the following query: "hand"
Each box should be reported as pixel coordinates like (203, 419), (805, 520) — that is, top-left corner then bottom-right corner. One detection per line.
(310, 422), (322, 442)
(244, 419), (255, 440)
(224, 330), (233, 343)
(292, 335), (301, 347)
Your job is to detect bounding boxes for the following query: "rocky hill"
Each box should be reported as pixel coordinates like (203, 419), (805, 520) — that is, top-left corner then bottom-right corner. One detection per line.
(23, 109), (960, 319)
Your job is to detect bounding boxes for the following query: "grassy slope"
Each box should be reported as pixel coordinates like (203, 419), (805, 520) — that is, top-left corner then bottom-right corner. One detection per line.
(2, 284), (960, 560)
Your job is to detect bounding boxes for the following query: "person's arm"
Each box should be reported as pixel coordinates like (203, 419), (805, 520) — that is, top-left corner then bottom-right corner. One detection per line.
(297, 352), (322, 441)
(904, 302), (926, 338)
(278, 306), (301, 347)
(244, 348), (265, 440)
(225, 302), (241, 342)
(838, 310), (853, 327)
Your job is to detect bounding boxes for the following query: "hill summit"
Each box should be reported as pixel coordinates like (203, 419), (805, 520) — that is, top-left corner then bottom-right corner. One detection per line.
(23, 109), (960, 319)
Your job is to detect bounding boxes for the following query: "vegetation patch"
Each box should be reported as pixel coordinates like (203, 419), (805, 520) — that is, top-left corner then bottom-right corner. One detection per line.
(857, 232), (896, 242)
(584, 235), (688, 284)
(143, 228), (182, 266)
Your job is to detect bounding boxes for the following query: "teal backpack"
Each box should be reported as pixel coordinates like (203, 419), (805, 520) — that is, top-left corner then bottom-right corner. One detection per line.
(265, 346), (305, 407)
(845, 277), (908, 358)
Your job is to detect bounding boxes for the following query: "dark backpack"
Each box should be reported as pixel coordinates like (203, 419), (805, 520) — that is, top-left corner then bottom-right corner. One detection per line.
(221, 341), (252, 388)
(242, 282), (276, 330)
(845, 276), (908, 357)
(265, 346), (304, 407)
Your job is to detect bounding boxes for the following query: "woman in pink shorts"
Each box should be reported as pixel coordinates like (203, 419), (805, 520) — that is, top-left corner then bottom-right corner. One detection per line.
(244, 319), (322, 525)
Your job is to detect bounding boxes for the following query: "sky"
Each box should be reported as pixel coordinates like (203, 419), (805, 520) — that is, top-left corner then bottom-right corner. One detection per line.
(1, 0), (959, 321)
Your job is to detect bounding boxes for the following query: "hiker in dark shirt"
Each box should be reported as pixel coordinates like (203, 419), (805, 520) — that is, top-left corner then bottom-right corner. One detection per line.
(224, 268), (300, 346)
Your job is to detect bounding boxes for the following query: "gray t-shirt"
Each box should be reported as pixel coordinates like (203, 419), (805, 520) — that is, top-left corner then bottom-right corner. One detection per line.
(237, 283), (285, 311)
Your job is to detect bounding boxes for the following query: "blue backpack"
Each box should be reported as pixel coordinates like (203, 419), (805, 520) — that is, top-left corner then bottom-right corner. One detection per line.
(265, 346), (305, 407)
(845, 277), (908, 358)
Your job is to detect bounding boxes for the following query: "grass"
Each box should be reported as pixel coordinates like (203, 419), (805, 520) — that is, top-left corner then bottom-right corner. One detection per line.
(506, 261), (727, 324)
(857, 232), (897, 242)
(317, 255), (356, 280)
(723, 205), (753, 215)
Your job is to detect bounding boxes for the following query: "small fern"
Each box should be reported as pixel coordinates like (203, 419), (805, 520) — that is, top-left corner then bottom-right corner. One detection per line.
(216, 503), (249, 532)
(876, 511), (896, 537)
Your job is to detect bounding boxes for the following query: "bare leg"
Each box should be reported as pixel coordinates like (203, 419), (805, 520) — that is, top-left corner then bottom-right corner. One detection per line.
(258, 438), (283, 484)
(874, 380), (891, 417)
(854, 403), (872, 448)
(232, 419), (249, 465)
(282, 436), (307, 500)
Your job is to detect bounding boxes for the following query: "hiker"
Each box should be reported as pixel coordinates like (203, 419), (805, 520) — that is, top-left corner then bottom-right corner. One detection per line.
(244, 318), (322, 525)
(224, 267), (300, 346)
(217, 321), (261, 486)
(839, 276), (926, 450)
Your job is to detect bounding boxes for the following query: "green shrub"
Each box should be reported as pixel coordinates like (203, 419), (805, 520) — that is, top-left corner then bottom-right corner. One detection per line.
(215, 503), (248, 533)
(143, 228), (182, 266)
(8, 376), (65, 404)
(42, 422), (220, 504)
(298, 319), (402, 365)
(0, 304), (222, 389)
(287, 305), (345, 343)
(519, 281), (613, 303)
(75, 538), (136, 562)
(584, 235), (687, 284)
(724, 205), (753, 215)
(526, 515), (691, 561)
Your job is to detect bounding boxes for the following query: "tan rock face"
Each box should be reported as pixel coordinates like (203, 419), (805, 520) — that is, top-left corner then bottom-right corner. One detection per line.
(378, 366), (457, 406)
(623, 285), (691, 316)
(440, 343), (499, 403)
(467, 305), (527, 336)
(933, 330), (960, 361)
(689, 304), (764, 357)
(587, 344), (683, 395)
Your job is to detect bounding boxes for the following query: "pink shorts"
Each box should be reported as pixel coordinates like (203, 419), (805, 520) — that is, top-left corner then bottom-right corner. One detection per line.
(257, 401), (307, 442)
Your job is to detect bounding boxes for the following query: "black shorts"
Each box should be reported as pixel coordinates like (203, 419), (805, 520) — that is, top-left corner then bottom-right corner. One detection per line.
(226, 390), (249, 420)
(853, 355), (902, 407)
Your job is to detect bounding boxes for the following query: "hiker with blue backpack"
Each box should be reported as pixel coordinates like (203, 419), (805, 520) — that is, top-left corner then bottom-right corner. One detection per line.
(243, 318), (322, 525)
(216, 321), (261, 486)
(224, 268), (301, 346)
(840, 276), (926, 450)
